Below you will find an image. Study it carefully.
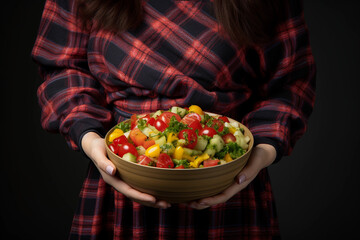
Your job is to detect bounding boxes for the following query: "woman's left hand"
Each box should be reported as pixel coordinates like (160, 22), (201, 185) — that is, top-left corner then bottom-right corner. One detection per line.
(187, 144), (277, 210)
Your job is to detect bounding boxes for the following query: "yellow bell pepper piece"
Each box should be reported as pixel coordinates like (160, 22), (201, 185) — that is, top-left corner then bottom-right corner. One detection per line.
(145, 144), (161, 158)
(188, 105), (204, 115)
(173, 146), (184, 160)
(108, 128), (124, 142)
(183, 153), (196, 162)
(229, 126), (237, 134)
(224, 153), (233, 163)
(167, 132), (178, 144)
(190, 153), (210, 168)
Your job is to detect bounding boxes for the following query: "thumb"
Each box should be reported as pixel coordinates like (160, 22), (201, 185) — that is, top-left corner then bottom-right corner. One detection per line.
(235, 151), (262, 185)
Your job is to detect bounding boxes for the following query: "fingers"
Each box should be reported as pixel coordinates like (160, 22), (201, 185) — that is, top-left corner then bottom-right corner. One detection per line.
(81, 132), (117, 176)
(188, 145), (275, 210)
(91, 141), (116, 176)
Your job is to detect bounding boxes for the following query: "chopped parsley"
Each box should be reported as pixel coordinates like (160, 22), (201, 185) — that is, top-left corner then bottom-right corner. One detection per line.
(163, 116), (189, 135)
(116, 122), (130, 132)
(172, 159), (190, 168)
(215, 142), (246, 159)
(137, 118), (147, 131)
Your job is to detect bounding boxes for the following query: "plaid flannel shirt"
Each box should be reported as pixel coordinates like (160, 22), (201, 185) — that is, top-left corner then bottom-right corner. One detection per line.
(32, 0), (315, 239)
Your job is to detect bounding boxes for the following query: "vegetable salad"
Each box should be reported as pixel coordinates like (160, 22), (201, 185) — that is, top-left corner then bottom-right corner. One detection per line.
(107, 105), (251, 169)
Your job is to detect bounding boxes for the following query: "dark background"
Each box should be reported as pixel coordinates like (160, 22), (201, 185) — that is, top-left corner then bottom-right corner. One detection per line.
(1, 0), (360, 239)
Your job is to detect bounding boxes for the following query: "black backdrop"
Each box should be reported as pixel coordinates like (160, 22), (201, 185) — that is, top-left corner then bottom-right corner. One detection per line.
(1, 0), (360, 239)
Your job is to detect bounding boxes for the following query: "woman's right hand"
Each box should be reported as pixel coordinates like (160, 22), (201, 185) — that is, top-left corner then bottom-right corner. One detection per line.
(81, 131), (171, 209)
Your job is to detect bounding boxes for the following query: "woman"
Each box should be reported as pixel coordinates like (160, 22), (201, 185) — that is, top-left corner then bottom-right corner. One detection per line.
(32, 0), (316, 239)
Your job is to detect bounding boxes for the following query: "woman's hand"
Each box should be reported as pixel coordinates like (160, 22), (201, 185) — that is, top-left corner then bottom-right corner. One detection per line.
(188, 144), (277, 210)
(81, 131), (171, 209)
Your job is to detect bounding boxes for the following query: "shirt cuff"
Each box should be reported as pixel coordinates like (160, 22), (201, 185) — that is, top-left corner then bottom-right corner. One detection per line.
(68, 118), (107, 154)
(253, 136), (284, 163)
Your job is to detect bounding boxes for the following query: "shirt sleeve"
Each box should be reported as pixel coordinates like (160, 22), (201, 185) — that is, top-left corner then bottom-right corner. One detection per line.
(31, 0), (113, 151)
(242, 0), (316, 162)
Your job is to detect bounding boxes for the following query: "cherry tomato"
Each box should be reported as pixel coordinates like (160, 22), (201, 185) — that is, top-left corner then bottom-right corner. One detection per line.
(113, 135), (128, 145)
(188, 119), (202, 131)
(156, 153), (174, 168)
(203, 159), (220, 167)
(182, 113), (202, 122)
(218, 116), (230, 123)
(207, 118), (224, 132)
(118, 142), (139, 158)
(140, 114), (151, 122)
(137, 155), (154, 166)
(154, 119), (168, 132)
(199, 127), (217, 138)
(178, 129), (198, 149)
(108, 143), (119, 154)
(159, 112), (181, 125)
(147, 117), (155, 126)
(222, 133), (236, 144)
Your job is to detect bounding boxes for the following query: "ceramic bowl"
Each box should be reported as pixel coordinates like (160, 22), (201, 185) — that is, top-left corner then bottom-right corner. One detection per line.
(105, 113), (254, 203)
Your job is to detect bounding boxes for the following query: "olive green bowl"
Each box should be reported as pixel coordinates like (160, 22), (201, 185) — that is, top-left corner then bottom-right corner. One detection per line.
(105, 113), (254, 203)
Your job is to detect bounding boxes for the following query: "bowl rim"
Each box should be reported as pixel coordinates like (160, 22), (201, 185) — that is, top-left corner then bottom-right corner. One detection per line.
(105, 111), (254, 171)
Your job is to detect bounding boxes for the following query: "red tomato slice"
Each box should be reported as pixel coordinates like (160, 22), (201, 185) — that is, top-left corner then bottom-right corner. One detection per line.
(154, 119), (168, 132)
(178, 129), (198, 149)
(159, 112), (181, 125)
(175, 165), (185, 169)
(108, 143), (119, 154)
(208, 118), (224, 132)
(199, 127), (217, 138)
(113, 135), (128, 145)
(156, 153), (174, 168)
(183, 113), (202, 122)
(188, 119), (202, 131)
(181, 113), (202, 131)
(129, 128), (147, 147)
(147, 117), (155, 126)
(118, 142), (139, 158)
(137, 155), (154, 166)
(203, 159), (220, 167)
(218, 116), (230, 123)
(140, 114), (151, 122)
(222, 133), (236, 144)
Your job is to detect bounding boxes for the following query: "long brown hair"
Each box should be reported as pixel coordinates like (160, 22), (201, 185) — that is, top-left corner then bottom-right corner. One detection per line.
(77, 0), (286, 46)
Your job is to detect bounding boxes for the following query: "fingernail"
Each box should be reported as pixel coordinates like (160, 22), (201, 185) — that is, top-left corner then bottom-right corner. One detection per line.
(106, 165), (114, 175)
(237, 174), (246, 184)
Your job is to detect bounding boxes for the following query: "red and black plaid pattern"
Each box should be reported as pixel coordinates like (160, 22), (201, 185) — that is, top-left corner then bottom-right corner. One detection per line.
(32, 0), (315, 239)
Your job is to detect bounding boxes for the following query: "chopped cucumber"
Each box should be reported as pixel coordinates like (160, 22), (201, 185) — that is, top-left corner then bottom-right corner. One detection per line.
(123, 130), (130, 139)
(235, 135), (249, 150)
(176, 139), (186, 147)
(161, 143), (175, 155)
(170, 106), (187, 117)
(219, 160), (227, 165)
(193, 135), (208, 151)
(136, 146), (146, 156)
(233, 130), (245, 138)
(155, 135), (166, 147)
(152, 110), (163, 118)
(204, 147), (216, 157)
(141, 127), (153, 137)
(183, 147), (202, 156)
(122, 153), (137, 163)
(209, 134), (225, 152)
